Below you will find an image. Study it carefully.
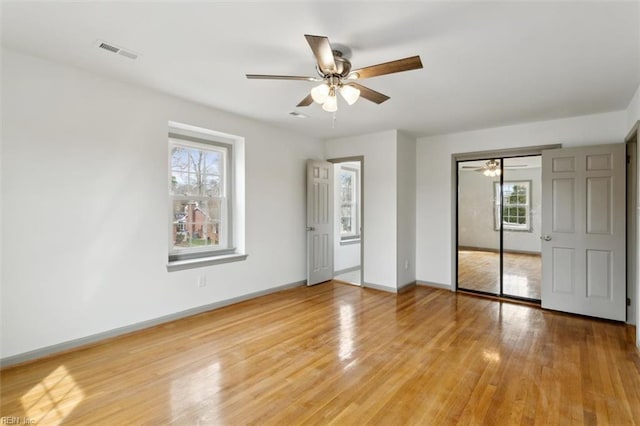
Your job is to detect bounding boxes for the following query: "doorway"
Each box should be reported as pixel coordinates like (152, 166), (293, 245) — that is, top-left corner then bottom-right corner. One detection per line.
(456, 155), (542, 303)
(329, 157), (363, 286)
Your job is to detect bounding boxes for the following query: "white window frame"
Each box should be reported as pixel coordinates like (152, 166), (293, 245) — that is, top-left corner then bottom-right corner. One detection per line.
(494, 180), (532, 232)
(167, 122), (246, 270)
(339, 165), (360, 241)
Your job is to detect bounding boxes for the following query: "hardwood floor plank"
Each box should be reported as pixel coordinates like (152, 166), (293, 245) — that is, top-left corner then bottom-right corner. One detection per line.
(1, 282), (639, 425)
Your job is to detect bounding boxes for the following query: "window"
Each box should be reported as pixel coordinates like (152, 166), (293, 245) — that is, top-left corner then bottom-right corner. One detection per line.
(494, 181), (531, 231)
(168, 122), (245, 268)
(339, 164), (360, 240)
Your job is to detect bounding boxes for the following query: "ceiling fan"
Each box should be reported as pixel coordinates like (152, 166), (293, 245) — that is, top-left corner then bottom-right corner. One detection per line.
(461, 160), (528, 177)
(246, 34), (423, 112)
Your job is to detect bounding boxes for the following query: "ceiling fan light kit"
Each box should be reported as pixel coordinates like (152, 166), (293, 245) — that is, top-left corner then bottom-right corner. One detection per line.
(311, 83), (330, 103)
(322, 88), (338, 112)
(246, 34), (423, 115)
(339, 84), (361, 105)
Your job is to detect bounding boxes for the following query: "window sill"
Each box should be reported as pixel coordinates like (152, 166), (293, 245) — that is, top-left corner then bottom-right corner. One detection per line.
(167, 252), (248, 271)
(340, 237), (361, 246)
(495, 228), (532, 233)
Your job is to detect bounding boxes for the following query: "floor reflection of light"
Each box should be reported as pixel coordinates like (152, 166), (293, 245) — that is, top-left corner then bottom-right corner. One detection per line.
(170, 362), (220, 422)
(503, 274), (529, 291)
(482, 349), (501, 363)
(20, 365), (85, 424)
(339, 304), (354, 361)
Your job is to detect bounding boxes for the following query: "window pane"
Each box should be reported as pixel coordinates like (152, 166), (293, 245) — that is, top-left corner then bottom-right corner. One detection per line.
(341, 217), (352, 233)
(171, 144), (224, 197)
(171, 171), (191, 195)
(340, 167), (358, 236)
(204, 175), (222, 197)
(172, 199), (222, 249)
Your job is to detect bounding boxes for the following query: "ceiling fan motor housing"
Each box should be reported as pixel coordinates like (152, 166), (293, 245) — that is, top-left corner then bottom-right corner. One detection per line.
(316, 50), (352, 79)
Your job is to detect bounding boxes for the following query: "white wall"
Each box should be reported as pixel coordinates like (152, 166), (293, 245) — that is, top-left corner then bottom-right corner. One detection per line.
(416, 111), (627, 288)
(627, 83), (640, 136)
(458, 167), (542, 253)
(396, 131), (416, 287)
(1, 49), (323, 359)
(325, 130), (398, 290)
(332, 162), (361, 273)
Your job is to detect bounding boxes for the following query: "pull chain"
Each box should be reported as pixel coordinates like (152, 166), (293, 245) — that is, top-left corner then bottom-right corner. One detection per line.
(332, 111), (336, 129)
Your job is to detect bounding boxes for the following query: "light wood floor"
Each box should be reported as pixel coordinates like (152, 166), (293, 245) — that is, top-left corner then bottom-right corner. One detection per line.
(2, 282), (639, 425)
(458, 250), (542, 300)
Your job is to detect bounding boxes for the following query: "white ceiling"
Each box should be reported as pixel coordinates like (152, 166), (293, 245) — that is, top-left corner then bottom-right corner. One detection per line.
(2, 1), (639, 139)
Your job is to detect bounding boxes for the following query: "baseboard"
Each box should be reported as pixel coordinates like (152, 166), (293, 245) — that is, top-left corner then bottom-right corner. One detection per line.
(0, 280), (306, 369)
(458, 246), (541, 256)
(334, 265), (360, 276)
(363, 282), (398, 293)
(398, 280), (416, 293)
(416, 280), (453, 291)
(362, 281), (416, 294)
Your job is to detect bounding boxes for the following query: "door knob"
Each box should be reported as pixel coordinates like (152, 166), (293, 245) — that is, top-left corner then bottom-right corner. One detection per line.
(541, 235), (552, 241)
(306, 227), (315, 231)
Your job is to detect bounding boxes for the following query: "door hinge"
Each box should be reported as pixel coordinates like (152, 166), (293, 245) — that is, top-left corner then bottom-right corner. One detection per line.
(627, 298), (631, 306)
(627, 155), (631, 164)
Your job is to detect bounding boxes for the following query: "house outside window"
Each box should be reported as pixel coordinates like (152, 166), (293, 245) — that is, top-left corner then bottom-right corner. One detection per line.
(494, 180), (531, 231)
(339, 165), (360, 240)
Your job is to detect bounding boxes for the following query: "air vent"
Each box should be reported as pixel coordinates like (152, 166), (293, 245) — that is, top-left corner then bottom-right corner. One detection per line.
(118, 50), (138, 60)
(289, 111), (308, 119)
(96, 40), (139, 60)
(98, 42), (120, 54)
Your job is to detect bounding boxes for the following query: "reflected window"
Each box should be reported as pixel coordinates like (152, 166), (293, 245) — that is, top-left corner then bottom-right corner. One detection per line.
(495, 181), (531, 231)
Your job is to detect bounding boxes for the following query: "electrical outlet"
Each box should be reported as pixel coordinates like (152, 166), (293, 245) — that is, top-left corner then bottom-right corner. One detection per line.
(198, 275), (207, 288)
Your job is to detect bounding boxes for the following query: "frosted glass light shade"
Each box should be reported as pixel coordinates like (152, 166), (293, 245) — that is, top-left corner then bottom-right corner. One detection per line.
(310, 84), (330, 104)
(340, 84), (361, 105)
(322, 94), (338, 112)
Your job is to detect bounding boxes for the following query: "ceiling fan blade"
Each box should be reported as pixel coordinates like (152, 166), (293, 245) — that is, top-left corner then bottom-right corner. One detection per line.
(504, 164), (528, 168)
(348, 83), (390, 104)
(351, 56), (423, 80)
(296, 94), (314, 107)
(246, 74), (320, 81)
(304, 34), (337, 74)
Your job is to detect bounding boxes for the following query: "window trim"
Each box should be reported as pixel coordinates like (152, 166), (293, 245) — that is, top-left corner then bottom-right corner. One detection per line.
(339, 164), (360, 240)
(494, 180), (532, 232)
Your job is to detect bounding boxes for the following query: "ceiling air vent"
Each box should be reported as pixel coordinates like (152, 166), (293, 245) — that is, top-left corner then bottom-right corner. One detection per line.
(118, 50), (138, 60)
(98, 42), (120, 53)
(96, 40), (139, 60)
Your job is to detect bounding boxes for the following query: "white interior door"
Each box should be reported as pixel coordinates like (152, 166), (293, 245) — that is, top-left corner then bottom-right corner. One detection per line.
(307, 160), (334, 286)
(541, 144), (626, 321)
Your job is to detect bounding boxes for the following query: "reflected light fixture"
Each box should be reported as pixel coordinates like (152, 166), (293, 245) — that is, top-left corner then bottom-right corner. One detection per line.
(483, 160), (502, 177)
